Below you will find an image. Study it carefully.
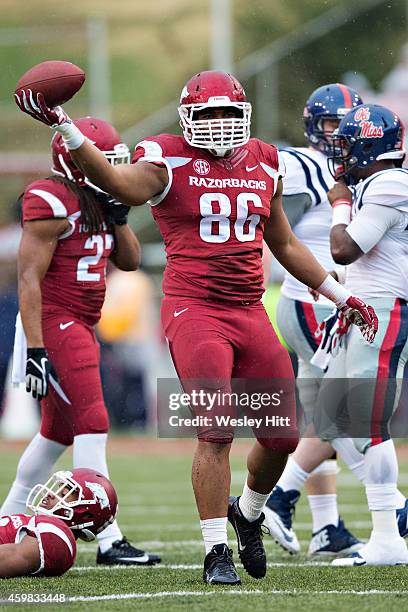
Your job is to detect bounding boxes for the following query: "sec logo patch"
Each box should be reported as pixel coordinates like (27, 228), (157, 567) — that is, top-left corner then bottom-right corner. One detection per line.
(193, 159), (210, 175)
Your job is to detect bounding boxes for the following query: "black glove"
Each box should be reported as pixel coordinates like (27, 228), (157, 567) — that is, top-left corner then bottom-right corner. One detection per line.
(104, 198), (130, 226)
(26, 348), (58, 401)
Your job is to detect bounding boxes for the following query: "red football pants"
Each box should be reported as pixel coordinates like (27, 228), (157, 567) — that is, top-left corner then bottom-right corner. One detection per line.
(40, 315), (109, 446)
(161, 296), (298, 452)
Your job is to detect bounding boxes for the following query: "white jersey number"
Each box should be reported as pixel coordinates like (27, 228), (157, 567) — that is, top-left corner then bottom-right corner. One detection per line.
(199, 192), (262, 243)
(77, 234), (114, 282)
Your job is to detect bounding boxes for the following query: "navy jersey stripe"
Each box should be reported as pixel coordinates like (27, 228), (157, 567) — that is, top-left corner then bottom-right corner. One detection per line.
(380, 299), (408, 437)
(356, 168), (408, 210)
(294, 300), (319, 352)
(288, 149), (330, 193)
(283, 150), (322, 205)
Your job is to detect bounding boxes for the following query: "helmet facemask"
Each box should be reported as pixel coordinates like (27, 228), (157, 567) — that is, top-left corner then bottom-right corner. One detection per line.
(327, 133), (358, 184)
(26, 471), (99, 541)
(178, 99), (252, 157)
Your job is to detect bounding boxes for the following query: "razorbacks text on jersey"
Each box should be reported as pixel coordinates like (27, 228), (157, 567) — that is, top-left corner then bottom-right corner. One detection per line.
(22, 179), (114, 325)
(279, 147), (336, 303)
(0, 514), (76, 576)
(132, 134), (284, 302)
(346, 168), (408, 300)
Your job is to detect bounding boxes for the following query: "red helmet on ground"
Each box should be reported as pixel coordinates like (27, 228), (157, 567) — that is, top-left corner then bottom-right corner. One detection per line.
(26, 468), (118, 542)
(178, 70), (252, 157)
(51, 117), (130, 188)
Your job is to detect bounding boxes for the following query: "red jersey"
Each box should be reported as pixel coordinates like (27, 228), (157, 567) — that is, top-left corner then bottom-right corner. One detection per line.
(132, 135), (284, 302)
(22, 179), (114, 325)
(0, 514), (76, 576)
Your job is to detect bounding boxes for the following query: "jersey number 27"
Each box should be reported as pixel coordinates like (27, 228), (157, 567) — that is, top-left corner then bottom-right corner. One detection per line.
(77, 234), (114, 282)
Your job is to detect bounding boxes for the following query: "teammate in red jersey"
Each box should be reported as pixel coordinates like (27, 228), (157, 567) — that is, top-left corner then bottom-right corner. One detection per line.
(15, 70), (378, 585)
(0, 468), (117, 578)
(1, 117), (160, 567)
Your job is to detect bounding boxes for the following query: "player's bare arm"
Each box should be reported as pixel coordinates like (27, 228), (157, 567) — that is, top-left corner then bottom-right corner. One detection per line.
(109, 225), (141, 271)
(19, 218), (69, 347)
(263, 179), (327, 289)
(0, 536), (40, 578)
(70, 140), (168, 206)
(327, 181), (363, 264)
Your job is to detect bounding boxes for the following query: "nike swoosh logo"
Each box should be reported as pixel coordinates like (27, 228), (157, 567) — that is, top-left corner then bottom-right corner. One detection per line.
(59, 321), (74, 330)
(279, 526), (294, 543)
(116, 555), (150, 563)
(271, 515), (294, 543)
(246, 165), (258, 172)
(235, 529), (246, 551)
(174, 308), (189, 318)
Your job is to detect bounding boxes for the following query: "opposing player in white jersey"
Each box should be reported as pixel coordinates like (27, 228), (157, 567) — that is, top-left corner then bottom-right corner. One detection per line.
(264, 84), (365, 556)
(313, 103), (408, 565)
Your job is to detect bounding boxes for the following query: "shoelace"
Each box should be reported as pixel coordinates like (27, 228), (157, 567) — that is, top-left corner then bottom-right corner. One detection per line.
(239, 516), (265, 559)
(113, 537), (144, 554)
(209, 548), (235, 574)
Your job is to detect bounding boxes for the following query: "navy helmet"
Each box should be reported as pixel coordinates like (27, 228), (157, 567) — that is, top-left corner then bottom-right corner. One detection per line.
(304, 83), (363, 155)
(329, 103), (405, 184)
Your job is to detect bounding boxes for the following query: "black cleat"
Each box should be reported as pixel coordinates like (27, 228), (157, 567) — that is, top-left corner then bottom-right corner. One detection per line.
(203, 543), (241, 585)
(228, 495), (267, 578)
(96, 537), (161, 566)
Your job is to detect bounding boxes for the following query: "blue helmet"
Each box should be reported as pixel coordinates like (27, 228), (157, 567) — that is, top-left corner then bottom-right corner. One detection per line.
(329, 104), (405, 184)
(304, 83), (363, 155)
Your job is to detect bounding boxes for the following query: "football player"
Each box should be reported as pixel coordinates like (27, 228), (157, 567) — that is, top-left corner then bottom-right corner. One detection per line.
(15, 71), (378, 584)
(1, 118), (160, 567)
(0, 468), (117, 577)
(312, 104), (408, 566)
(263, 84), (364, 556)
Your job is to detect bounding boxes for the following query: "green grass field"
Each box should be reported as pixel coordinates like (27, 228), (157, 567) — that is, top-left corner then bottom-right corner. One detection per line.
(0, 438), (408, 611)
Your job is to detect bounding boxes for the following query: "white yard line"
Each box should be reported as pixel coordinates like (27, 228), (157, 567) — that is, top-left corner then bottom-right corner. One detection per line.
(70, 562), (331, 572)
(60, 589), (408, 603)
(83, 520), (372, 533)
(78, 538), (367, 552)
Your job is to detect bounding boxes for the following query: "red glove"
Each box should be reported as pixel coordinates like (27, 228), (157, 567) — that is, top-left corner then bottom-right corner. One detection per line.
(339, 296), (378, 344)
(14, 89), (70, 127)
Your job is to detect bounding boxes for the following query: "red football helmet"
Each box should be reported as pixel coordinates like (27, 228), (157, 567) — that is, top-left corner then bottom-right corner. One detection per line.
(26, 468), (118, 542)
(51, 117), (130, 188)
(178, 70), (252, 156)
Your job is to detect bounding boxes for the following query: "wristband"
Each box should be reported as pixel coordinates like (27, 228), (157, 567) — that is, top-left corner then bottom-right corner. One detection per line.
(331, 199), (352, 227)
(55, 122), (85, 150)
(317, 274), (351, 308)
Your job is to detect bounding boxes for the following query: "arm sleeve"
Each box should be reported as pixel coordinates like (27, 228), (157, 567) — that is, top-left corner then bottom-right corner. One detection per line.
(282, 193), (312, 229)
(346, 202), (403, 253)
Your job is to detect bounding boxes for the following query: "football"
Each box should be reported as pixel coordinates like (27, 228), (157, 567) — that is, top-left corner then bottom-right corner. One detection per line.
(15, 60), (85, 108)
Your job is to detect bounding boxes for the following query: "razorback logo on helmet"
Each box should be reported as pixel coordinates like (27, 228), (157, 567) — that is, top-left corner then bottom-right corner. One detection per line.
(354, 107), (371, 122)
(359, 121), (384, 138)
(85, 481), (110, 510)
(193, 159), (211, 175)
